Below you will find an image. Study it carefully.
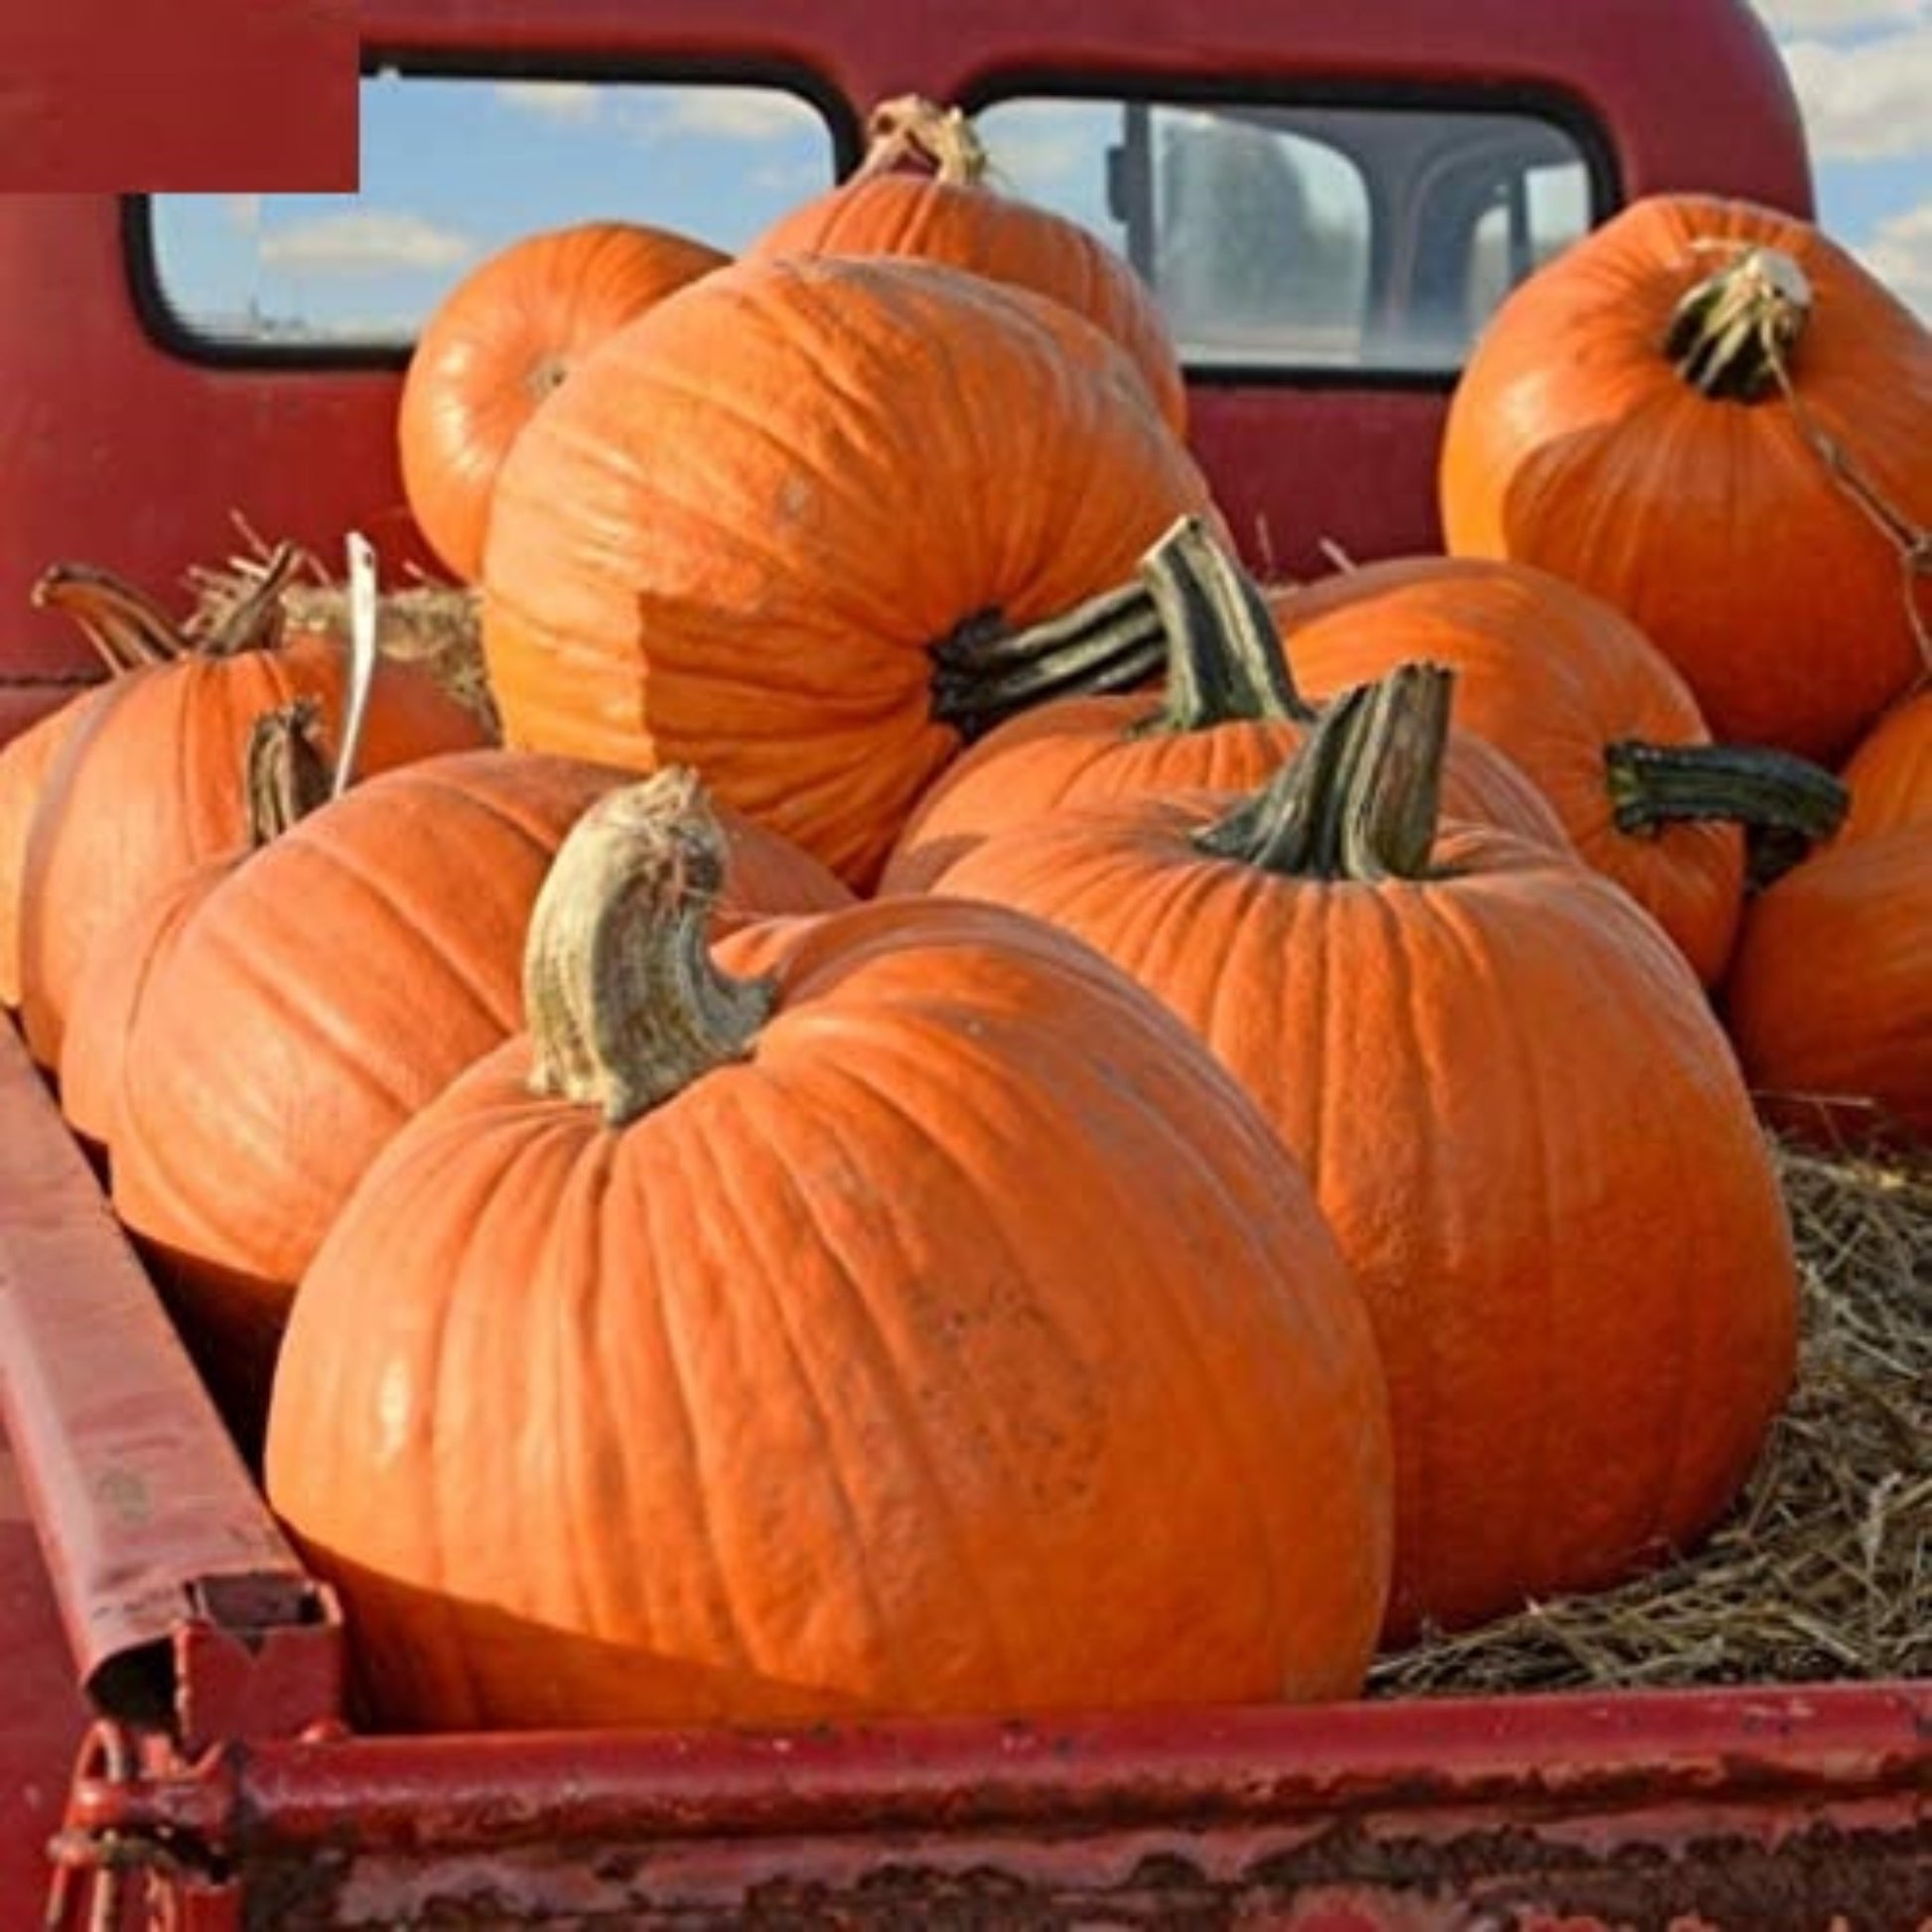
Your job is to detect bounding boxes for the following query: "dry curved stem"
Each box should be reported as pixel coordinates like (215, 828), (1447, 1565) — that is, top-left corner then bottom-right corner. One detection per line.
(524, 769), (776, 1126)
(242, 701), (333, 848)
(29, 561), (187, 674)
(195, 539), (298, 658)
(1195, 662), (1452, 881)
(861, 93), (986, 184)
(1670, 240), (1931, 679)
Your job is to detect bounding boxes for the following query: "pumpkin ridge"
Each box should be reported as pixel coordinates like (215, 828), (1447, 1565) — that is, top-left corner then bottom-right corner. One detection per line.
(723, 1055), (1026, 1702)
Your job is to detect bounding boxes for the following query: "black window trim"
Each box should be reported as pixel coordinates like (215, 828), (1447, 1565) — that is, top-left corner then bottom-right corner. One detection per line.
(123, 46), (865, 373)
(956, 67), (1623, 394)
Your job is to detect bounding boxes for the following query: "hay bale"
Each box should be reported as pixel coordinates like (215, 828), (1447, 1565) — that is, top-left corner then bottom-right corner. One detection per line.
(1370, 1138), (1930, 1695)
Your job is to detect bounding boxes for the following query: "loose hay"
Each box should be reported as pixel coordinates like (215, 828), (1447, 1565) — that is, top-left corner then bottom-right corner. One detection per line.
(185, 523), (496, 740)
(1370, 1136), (1930, 1695)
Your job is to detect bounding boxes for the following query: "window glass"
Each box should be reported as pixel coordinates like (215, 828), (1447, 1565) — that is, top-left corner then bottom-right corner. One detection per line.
(973, 96), (1598, 372)
(146, 71), (840, 350)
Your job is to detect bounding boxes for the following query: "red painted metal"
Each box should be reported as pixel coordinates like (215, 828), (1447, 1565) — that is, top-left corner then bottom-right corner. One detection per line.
(0, 1022), (344, 1748)
(0, 0), (1813, 714)
(0, 0), (358, 194)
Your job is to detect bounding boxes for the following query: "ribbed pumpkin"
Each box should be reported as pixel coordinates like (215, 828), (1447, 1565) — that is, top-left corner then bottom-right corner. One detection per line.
(1268, 555), (1848, 985)
(1723, 826), (1929, 1149)
(745, 95), (1186, 435)
(398, 220), (728, 584)
(109, 749), (851, 1452)
(17, 554), (486, 1071)
(1442, 194), (1932, 762)
(1838, 688), (1932, 845)
(264, 771), (1393, 1731)
(482, 253), (1220, 890)
(60, 705), (332, 1155)
(936, 665), (1799, 1640)
(880, 521), (1565, 896)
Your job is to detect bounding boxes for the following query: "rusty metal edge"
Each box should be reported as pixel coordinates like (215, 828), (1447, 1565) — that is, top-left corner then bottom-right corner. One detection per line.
(0, 1018), (331, 1725)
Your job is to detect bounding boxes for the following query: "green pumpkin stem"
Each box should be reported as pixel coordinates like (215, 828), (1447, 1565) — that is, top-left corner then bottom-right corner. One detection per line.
(524, 769), (776, 1126)
(1665, 245), (1812, 403)
(928, 515), (1311, 743)
(1194, 662), (1452, 881)
(243, 702), (334, 848)
(29, 562), (188, 673)
(1603, 740), (1849, 841)
(1142, 514), (1315, 732)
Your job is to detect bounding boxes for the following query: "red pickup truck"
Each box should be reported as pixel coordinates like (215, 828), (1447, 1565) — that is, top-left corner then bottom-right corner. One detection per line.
(2, 1), (1926, 1925)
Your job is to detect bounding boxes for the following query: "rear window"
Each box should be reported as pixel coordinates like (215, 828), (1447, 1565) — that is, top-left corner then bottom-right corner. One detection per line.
(971, 93), (1606, 375)
(140, 68), (845, 357)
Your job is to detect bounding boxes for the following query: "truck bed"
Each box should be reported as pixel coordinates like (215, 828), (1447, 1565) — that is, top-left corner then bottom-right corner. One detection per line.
(2, 1016), (1926, 1928)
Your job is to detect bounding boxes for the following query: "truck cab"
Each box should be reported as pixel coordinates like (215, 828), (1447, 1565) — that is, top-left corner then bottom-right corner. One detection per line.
(0, 0), (1811, 749)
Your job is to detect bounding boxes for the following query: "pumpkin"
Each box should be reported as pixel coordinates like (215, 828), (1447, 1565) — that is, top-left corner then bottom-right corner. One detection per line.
(108, 748), (851, 1452)
(398, 220), (728, 584)
(1837, 688), (1932, 845)
(59, 704), (332, 1154)
(880, 520), (1565, 896)
(1723, 825), (1929, 1149)
(264, 769), (1393, 1730)
(481, 253), (1220, 889)
(1268, 555), (1847, 985)
(17, 551), (486, 1071)
(1441, 194), (1932, 763)
(935, 664), (1799, 1640)
(745, 94), (1186, 435)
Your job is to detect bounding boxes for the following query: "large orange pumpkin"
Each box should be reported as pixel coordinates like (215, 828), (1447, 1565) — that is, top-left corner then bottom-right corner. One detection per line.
(60, 704), (332, 1155)
(1837, 688), (1932, 845)
(745, 95), (1186, 435)
(880, 521), (1564, 895)
(1268, 555), (1847, 985)
(264, 771), (1393, 1731)
(935, 665), (1799, 1640)
(1442, 194), (1932, 763)
(1723, 825), (1929, 1149)
(398, 220), (727, 584)
(17, 553), (486, 1071)
(108, 749), (851, 1452)
(482, 253), (1220, 889)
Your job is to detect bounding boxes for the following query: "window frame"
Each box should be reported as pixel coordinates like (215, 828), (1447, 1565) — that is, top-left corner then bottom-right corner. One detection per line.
(958, 69), (1621, 391)
(122, 47), (865, 373)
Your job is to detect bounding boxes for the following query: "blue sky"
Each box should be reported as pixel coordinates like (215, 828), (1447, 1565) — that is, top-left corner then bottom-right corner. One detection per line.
(152, 2), (1932, 341)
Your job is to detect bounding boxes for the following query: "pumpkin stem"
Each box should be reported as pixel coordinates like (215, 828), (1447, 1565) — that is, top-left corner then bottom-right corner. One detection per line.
(1665, 245), (1812, 403)
(243, 702), (334, 848)
(1602, 740), (1849, 840)
(196, 540), (298, 657)
(524, 769), (777, 1126)
(29, 562), (189, 673)
(1194, 662), (1451, 881)
(860, 94), (986, 185)
(1142, 515), (1316, 733)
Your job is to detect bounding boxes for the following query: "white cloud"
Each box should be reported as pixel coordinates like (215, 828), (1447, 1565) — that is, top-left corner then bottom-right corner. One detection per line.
(1858, 197), (1932, 311)
(656, 89), (814, 143)
(1779, 23), (1932, 157)
(225, 194), (262, 231)
(492, 80), (601, 126)
(1755, 0), (1925, 30)
(260, 211), (478, 277)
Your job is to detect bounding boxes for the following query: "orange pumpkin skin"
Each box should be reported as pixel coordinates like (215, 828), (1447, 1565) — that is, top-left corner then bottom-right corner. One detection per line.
(745, 171), (1185, 437)
(17, 639), (485, 1071)
(1269, 558), (1752, 985)
(936, 791), (1798, 1640)
(1441, 195), (1931, 763)
(1723, 828), (1930, 1148)
(1838, 690), (1932, 845)
(0, 685), (104, 1010)
(880, 690), (1566, 896)
(398, 220), (728, 584)
(265, 893), (1392, 1731)
(481, 254), (1220, 890)
(108, 751), (850, 1445)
